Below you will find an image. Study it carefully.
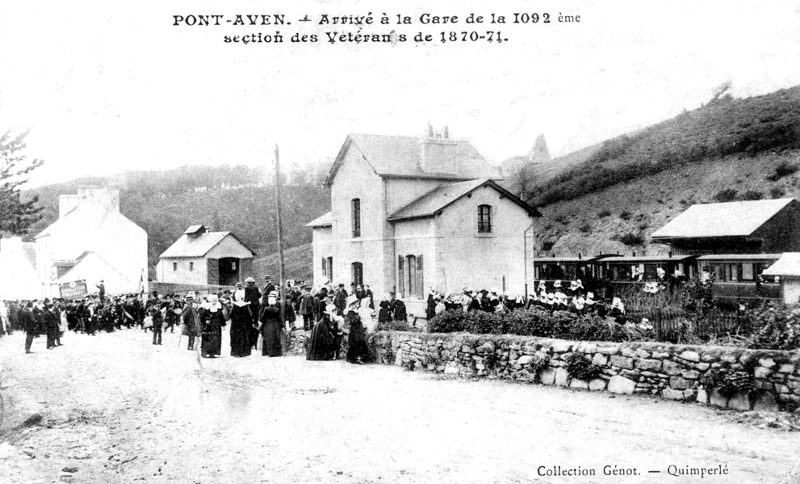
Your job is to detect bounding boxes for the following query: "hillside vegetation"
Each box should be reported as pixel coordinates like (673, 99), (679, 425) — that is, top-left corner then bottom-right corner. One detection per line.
(528, 86), (800, 207)
(23, 165), (330, 278)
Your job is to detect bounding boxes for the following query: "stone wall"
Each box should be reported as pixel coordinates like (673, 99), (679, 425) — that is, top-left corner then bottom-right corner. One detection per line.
(365, 332), (800, 413)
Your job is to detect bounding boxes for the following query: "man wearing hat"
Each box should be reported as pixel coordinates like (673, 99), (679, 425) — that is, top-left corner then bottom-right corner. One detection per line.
(298, 285), (315, 331)
(263, 275), (276, 299)
(43, 300), (59, 350)
(181, 293), (200, 351)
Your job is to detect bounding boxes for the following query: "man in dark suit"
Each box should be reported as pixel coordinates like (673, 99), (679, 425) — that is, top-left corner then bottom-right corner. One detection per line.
(22, 302), (37, 354)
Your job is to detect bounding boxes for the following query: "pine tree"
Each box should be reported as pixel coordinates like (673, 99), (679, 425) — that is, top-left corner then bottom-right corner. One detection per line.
(0, 129), (43, 235)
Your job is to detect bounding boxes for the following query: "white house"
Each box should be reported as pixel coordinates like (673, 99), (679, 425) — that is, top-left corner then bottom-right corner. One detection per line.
(156, 225), (256, 286)
(0, 236), (40, 299)
(35, 188), (148, 298)
(307, 132), (540, 316)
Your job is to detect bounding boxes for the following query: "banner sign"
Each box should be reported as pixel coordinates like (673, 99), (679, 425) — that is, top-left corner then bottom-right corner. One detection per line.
(59, 280), (88, 300)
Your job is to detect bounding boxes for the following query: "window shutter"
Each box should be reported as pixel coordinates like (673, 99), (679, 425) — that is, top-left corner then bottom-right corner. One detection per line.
(416, 254), (424, 298)
(398, 256), (405, 297)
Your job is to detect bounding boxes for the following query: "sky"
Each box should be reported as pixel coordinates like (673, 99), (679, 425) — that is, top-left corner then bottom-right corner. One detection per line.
(1, 0), (799, 187)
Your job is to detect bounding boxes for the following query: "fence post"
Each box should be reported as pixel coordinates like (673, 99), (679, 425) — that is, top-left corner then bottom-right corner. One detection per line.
(656, 307), (662, 340)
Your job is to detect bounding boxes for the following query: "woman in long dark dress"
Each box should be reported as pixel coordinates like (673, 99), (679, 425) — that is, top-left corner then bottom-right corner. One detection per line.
(306, 310), (334, 361)
(345, 304), (370, 364)
(229, 288), (252, 357)
(259, 291), (284, 357)
(200, 295), (225, 358)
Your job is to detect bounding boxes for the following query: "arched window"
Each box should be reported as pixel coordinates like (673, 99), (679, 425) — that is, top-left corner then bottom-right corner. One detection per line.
(478, 204), (492, 233)
(351, 198), (361, 238)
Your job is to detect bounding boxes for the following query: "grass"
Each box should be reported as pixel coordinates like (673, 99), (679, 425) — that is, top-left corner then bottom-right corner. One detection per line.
(253, 243), (313, 283)
(529, 86), (800, 206)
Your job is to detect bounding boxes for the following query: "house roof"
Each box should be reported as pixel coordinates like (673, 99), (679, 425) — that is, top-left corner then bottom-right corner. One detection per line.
(651, 198), (796, 240)
(696, 254), (783, 261)
(305, 211), (332, 228)
(600, 255), (696, 263)
(159, 230), (255, 259)
(535, 256), (603, 263)
(184, 225), (207, 234)
(36, 201), (144, 239)
(326, 134), (503, 185)
(762, 253), (800, 277)
(388, 179), (541, 222)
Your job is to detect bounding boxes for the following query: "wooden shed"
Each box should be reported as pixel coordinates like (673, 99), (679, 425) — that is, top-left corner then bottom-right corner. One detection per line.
(155, 225), (256, 286)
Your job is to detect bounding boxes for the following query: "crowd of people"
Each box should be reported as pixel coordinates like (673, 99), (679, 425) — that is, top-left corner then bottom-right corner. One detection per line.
(424, 278), (628, 320)
(0, 275), (412, 366)
(0, 275), (637, 360)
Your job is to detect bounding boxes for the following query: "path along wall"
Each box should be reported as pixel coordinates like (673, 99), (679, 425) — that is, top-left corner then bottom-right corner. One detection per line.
(364, 332), (800, 413)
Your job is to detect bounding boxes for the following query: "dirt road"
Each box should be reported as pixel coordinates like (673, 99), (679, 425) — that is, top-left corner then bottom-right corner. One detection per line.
(0, 328), (797, 483)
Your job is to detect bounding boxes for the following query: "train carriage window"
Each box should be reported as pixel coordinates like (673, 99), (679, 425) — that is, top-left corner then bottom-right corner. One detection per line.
(742, 263), (754, 281)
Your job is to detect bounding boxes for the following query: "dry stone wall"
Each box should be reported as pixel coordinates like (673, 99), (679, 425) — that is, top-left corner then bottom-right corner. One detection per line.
(367, 332), (800, 413)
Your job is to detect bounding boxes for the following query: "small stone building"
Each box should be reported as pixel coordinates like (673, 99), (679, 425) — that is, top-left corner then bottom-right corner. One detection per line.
(156, 225), (256, 286)
(762, 252), (800, 306)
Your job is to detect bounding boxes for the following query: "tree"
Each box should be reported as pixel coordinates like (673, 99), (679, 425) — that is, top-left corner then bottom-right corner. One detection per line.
(0, 129), (44, 235)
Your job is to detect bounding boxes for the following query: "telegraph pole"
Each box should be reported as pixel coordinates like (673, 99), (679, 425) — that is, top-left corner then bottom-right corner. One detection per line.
(274, 144), (287, 324)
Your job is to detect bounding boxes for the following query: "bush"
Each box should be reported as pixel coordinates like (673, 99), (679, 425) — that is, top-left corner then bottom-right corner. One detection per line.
(598, 209), (611, 218)
(614, 232), (644, 246)
(739, 190), (763, 201)
(749, 305), (800, 350)
(767, 161), (799, 181)
(713, 189), (738, 202)
(505, 308), (552, 337)
(565, 352), (603, 381)
(541, 240), (555, 252)
(619, 211), (632, 220)
(770, 186), (786, 198)
(578, 223), (591, 233)
(428, 310), (469, 333)
(464, 311), (505, 335)
(376, 320), (421, 332)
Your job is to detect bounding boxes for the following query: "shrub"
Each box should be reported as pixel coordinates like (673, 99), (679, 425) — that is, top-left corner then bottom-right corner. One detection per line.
(578, 223), (591, 233)
(767, 161), (799, 181)
(428, 310), (469, 333)
(739, 190), (763, 201)
(464, 311), (505, 335)
(598, 209), (611, 218)
(505, 308), (550, 337)
(770, 186), (786, 198)
(376, 320), (421, 332)
(749, 305), (800, 350)
(619, 211), (632, 220)
(713, 189), (738, 202)
(565, 352), (603, 381)
(541, 240), (555, 252)
(614, 232), (644, 246)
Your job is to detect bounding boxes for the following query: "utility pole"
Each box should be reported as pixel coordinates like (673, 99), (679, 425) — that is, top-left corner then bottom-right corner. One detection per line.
(274, 144), (287, 324)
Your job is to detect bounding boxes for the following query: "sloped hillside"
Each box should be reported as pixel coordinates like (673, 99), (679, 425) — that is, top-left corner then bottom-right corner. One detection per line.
(22, 165), (330, 274)
(252, 243), (313, 282)
(521, 85), (800, 257)
(534, 147), (800, 258)
(529, 86), (800, 207)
